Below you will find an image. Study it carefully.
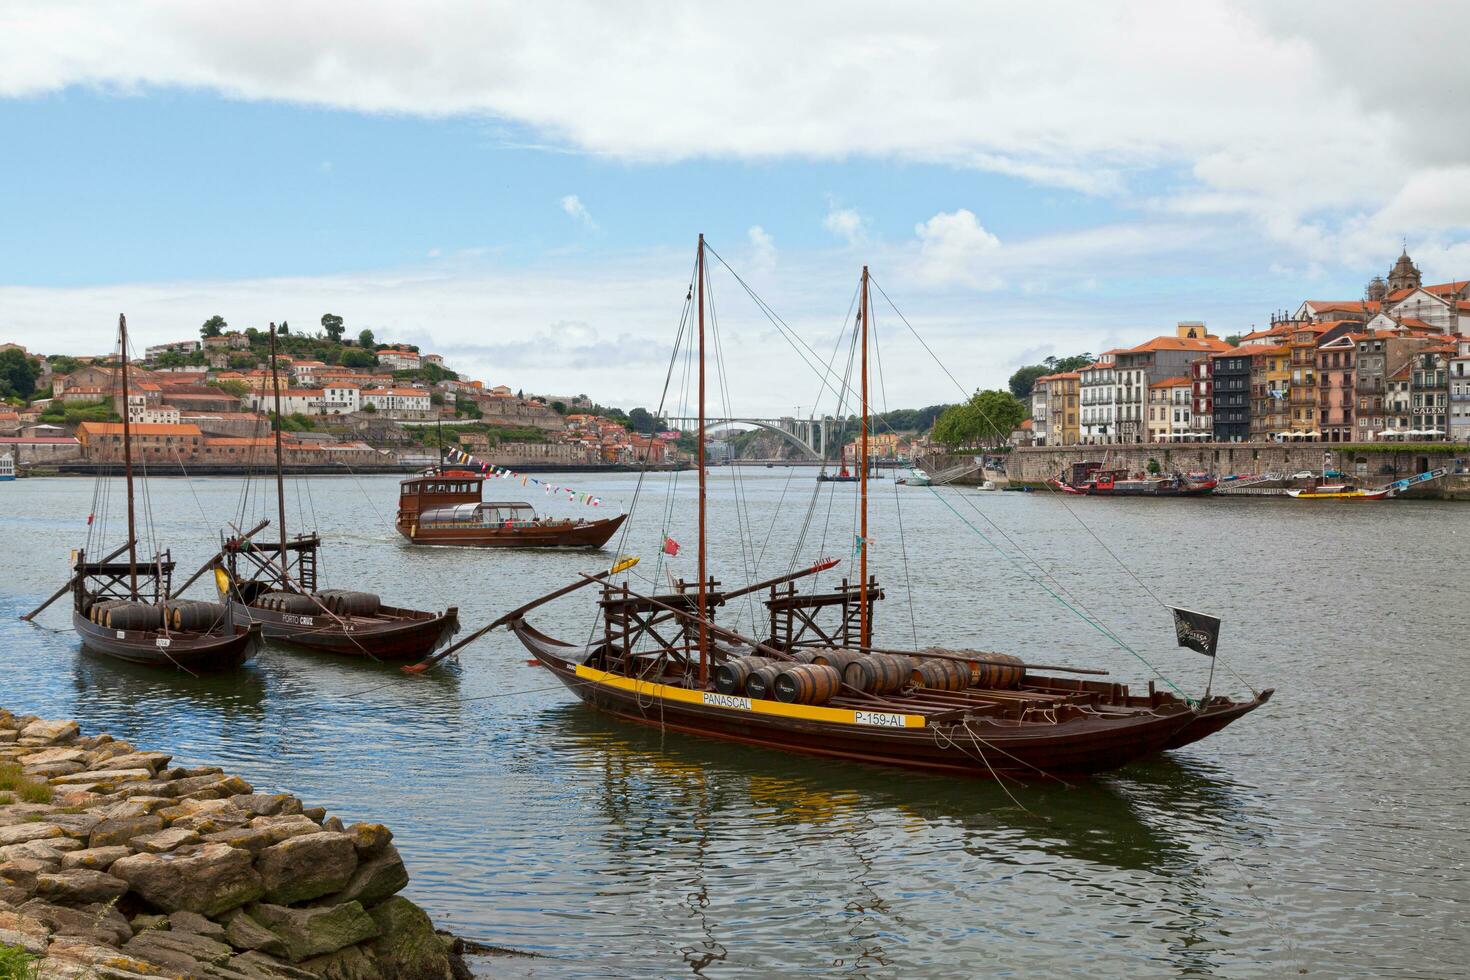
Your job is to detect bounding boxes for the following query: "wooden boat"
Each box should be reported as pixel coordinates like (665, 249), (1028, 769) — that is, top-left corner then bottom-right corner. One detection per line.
(1286, 467), (1447, 500)
(213, 324), (459, 661)
(42, 316), (260, 672)
(1054, 461), (1216, 497)
(441, 239), (1270, 780)
(395, 468), (626, 548)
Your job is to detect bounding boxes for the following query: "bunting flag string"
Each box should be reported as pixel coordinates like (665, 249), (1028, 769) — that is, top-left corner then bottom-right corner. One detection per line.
(442, 448), (606, 507)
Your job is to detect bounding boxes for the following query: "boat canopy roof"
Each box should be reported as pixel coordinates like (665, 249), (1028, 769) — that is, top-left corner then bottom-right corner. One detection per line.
(401, 469), (483, 490)
(420, 501), (538, 524)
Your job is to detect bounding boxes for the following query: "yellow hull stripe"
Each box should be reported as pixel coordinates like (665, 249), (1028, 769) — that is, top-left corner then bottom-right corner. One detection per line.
(573, 664), (926, 729)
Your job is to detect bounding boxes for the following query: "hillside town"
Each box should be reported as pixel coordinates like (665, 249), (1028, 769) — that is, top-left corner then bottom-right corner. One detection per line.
(0, 320), (683, 471)
(1025, 249), (1470, 446)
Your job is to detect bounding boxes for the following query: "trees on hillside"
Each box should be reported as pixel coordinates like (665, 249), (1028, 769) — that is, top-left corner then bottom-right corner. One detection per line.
(358, 329), (375, 348)
(340, 349), (376, 369)
(200, 315), (227, 339)
(932, 389), (1026, 448)
(0, 348), (39, 399)
(321, 313), (345, 342)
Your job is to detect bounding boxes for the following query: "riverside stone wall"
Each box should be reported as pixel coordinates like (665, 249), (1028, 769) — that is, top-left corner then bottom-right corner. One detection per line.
(0, 710), (470, 980)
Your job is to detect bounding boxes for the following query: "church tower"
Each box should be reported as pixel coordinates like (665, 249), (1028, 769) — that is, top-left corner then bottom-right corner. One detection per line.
(1386, 247), (1422, 292)
(1365, 275), (1387, 303)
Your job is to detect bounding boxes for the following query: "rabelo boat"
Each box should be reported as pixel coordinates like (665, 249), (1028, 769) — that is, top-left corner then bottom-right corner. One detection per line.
(396, 468), (626, 548)
(212, 324), (459, 660)
(419, 239), (1270, 778)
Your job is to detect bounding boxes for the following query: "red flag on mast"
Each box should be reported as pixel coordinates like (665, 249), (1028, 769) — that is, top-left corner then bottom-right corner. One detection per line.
(662, 536), (680, 556)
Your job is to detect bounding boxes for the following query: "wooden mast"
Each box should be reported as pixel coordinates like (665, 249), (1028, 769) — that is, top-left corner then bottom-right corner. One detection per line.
(267, 323), (290, 585)
(858, 267), (870, 649)
(117, 314), (139, 598)
(696, 234), (709, 686)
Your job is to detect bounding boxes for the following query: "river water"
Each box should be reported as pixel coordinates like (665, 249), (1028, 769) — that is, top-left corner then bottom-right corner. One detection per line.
(2, 470), (1464, 978)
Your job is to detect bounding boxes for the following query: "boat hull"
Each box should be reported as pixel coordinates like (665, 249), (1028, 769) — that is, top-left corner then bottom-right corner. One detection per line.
(226, 602), (459, 660)
(1285, 489), (1390, 500)
(397, 513), (626, 548)
(73, 611), (259, 671)
(513, 621), (1214, 779)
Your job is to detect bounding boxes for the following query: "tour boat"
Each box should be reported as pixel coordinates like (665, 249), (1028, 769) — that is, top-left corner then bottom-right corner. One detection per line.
(1053, 462), (1216, 497)
(1286, 467), (1447, 501)
(34, 316), (261, 671)
(213, 324), (459, 661)
(0, 452), (15, 481)
(421, 238), (1270, 779)
(396, 469), (627, 548)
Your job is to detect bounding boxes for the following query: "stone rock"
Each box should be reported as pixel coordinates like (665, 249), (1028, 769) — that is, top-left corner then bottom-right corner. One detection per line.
(21, 899), (134, 947)
(301, 808), (326, 824)
(222, 910), (289, 958)
(256, 832), (357, 905)
(250, 902), (378, 963)
(20, 748), (88, 767)
(130, 827), (201, 854)
(90, 815), (163, 849)
(320, 845), (408, 908)
(157, 797), (237, 823)
(99, 753), (171, 775)
(111, 842), (264, 916)
(168, 909), (228, 942)
(59, 845), (132, 871)
(344, 823), (392, 857)
(45, 813), (103, 840)
(171, 811), (250, 835)
(37, 936), (169, 980)
(1, 857), (54, 893)
(0, 840), (66, 864)
(35, 869), (129, 906)
(19, 720), (79, 745)
(300, 942), (378, 980)
(205, 816), (319, 854)
(170, 774), (252, 802)
(129, 913), (169, 934)
(0, 803), (57, 827)
(322, 817), (344, 834)
(0, 906), (52, 955)
(229, 795), (302, 818)
(228, 950), (319, 980)
(0, 823), (65, 846)
(124, 927), (235, 973)
(50, 768), (153, 787)
(23, 761), (86, 779)
(367, 897), (454, 980)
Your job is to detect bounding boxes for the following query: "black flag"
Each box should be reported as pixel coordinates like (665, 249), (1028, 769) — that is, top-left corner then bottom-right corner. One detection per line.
(1170, 607), (1220, 658)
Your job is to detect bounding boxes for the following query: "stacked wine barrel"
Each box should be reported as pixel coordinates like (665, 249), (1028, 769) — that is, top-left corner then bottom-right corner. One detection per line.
(716, 655), (840, 706)
(97, 602), (164, 631)
(256, 592), (319, 614)
(161, 600), (229, 632)
(313, 590), (381, 617)
(841, 653), (913, 695)
(714, 656), (778, 696)
(914, 648), (1026, 690)
(771, 664), (840, 705)
(911, 658), (970, 691)
(86, 600), (129, 625)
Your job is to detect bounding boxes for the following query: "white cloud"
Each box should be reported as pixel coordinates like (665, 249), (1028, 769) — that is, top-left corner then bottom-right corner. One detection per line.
(823, 200), (867, 246)
(912, 209), (1002, 287)
(747, 225), (776, 271)
(559, 194), (597, 230)
(5, 3), (1470, 268)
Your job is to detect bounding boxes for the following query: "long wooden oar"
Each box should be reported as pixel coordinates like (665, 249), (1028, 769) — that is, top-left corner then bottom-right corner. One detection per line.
(168, 519), (270, 599)
(401, 557), (641, 674)
(22, 539), (134, 622)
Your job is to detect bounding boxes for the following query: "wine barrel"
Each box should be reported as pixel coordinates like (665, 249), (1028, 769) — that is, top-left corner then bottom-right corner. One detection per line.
(965, 652), (1025, 690)
(164, 600), (228, 632)
(811, 648), (865, 675)
(773, 664), (841, 705)
(912, 658), (969, 691)
(104, 602), (163, 631)
(261, 592), (317, 614)
(842, 653), (910, 695)
(714, 656), (777, 696)
(744, 664), (786, 701)
(784, 649), (821, 664)
(318, 590), (380, 617)
(90, 599), (128, 624)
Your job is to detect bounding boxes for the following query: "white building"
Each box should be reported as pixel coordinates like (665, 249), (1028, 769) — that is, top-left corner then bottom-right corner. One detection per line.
(247, 389), (327, 415)
(144, 340), (201, 360)
(361, 387), (432, 416)
(1079, 351), (1121, 444)
(291, 361), (325, 385)
(322, 382), (360, 414)
(377, 348), (422, 371)
(1030, 384), (1050, 446)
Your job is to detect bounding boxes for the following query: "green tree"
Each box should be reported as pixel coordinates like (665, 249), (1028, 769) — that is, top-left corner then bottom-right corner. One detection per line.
(340, 349), (376, 369)
(200, 315), (227, 338)
(550, 400), (568, 415)
(47, 355), (80, 376)
(932, 389), (1026, 448)
(1008, 354), (1094, 398)
(357, 329), (374, 348)
(321, 313), (345, 342)
(0, 348), (40, 399)
(1224, 333), (1243, 346)
(627, 407), (659, 434)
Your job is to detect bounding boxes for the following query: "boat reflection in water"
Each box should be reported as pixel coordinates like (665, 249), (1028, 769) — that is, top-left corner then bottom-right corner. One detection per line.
(549, 704), (1255, 975)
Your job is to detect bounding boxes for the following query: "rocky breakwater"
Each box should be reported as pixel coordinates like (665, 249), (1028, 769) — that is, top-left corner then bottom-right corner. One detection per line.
(0, 710), (470, 980)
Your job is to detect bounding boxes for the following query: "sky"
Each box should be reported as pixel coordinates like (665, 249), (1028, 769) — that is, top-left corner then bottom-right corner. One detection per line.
(4, 1), (1470, 415)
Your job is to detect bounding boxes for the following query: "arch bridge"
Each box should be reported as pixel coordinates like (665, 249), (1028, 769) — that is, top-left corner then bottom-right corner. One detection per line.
(663, 416), (834, 460)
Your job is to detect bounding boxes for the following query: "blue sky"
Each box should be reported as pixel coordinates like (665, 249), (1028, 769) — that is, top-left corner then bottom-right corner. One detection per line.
(3, 2), (1469, 412)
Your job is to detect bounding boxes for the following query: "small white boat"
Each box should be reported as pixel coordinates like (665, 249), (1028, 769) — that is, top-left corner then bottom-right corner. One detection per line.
(976, 480), (996, 491)
(899, 469), (932, 487)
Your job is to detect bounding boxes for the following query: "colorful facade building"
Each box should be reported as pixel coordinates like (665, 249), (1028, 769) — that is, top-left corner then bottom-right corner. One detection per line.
(1210, 350), (1252, 442)
(1315, 333), (1359, 443)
